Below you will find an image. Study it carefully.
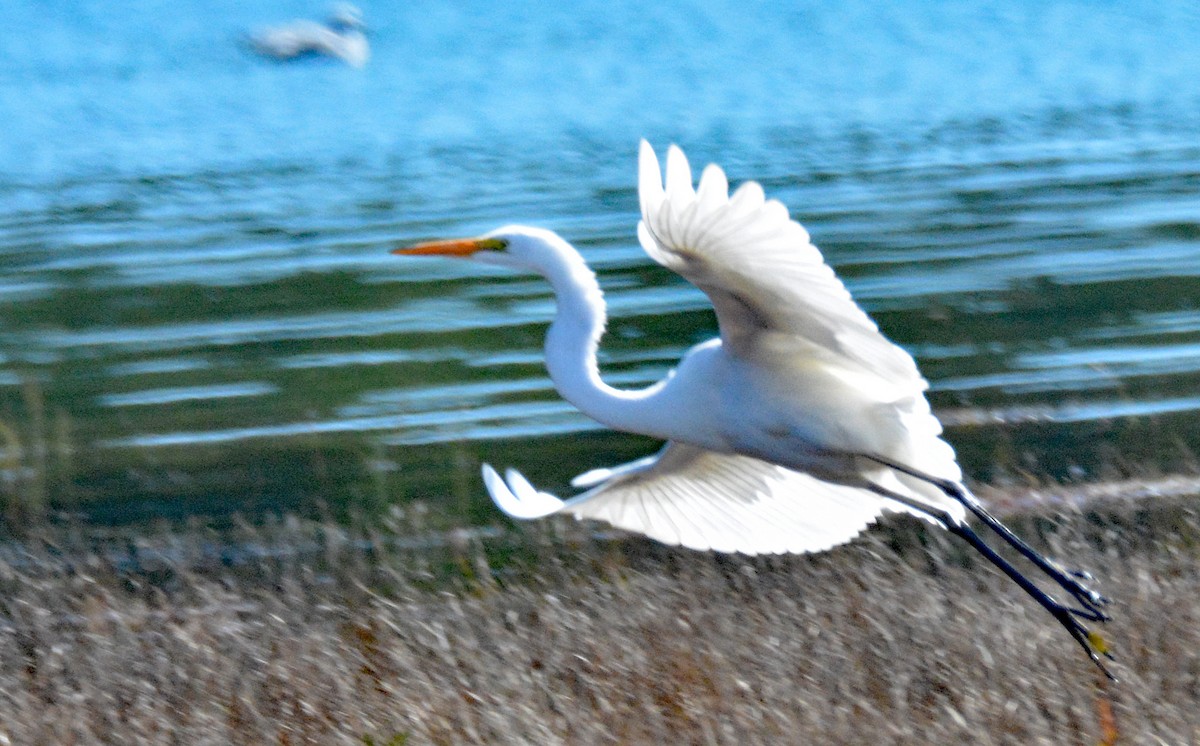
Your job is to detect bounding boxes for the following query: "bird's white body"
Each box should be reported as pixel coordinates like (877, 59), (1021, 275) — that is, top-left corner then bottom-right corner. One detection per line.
(410, 143), (970, 555)
(534, 223), (950, 487)
(394, 141), (1112, 673)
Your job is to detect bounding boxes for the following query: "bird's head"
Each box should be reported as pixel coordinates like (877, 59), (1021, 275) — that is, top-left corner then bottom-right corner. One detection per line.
(392, 225), (572, 273)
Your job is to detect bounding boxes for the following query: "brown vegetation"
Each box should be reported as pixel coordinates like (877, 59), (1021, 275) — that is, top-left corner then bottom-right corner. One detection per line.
(0, 491), (1197, 744)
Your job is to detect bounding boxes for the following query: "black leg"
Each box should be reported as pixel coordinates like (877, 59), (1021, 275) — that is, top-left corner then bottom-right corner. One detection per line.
(860, 455), (1114, 678)
(947, 520), (1115, 680)
(865, 455), (1109, 620)
(944, 482), (1108, 619)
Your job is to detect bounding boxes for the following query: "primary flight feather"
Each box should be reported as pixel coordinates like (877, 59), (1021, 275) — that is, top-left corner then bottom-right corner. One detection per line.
(394, 141), (1113, 678)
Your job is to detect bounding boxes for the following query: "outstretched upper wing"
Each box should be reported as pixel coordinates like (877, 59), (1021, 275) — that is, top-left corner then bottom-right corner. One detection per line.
(637, 141), (923, 387)
(484, 442), (921, 556)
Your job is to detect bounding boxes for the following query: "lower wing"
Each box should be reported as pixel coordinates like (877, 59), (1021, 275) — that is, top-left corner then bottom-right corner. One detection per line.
(483, 442), (920, 556)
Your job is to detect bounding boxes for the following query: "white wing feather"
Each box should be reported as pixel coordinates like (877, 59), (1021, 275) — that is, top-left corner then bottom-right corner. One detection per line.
(484, 143), (967, 555)
(636, 141), (962, 491)
(637, 140), (923, 387)
(483, 443), (921, 556)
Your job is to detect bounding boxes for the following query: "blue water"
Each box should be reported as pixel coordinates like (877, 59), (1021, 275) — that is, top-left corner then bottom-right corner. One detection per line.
(7, 1), (1199, 185)
(3, 0), (1200, 524)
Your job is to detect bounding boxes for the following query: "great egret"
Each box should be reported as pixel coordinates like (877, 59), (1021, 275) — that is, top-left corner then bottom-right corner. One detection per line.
(394, 141), (1112, 677)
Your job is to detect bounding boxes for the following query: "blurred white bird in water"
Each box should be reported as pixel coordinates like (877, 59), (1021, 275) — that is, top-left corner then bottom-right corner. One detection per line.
(394, 141), (1113, 678)
(246, 4), (368, 68)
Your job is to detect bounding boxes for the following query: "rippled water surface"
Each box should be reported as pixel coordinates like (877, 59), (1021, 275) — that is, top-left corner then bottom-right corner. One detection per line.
(3, 1), (1200, 524)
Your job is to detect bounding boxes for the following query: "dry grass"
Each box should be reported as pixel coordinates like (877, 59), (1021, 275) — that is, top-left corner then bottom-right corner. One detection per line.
(0, 490), (1198, 744)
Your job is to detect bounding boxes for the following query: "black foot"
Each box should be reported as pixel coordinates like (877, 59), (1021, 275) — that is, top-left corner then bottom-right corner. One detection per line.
(1050, 600), (1117, 682)
(948, 520), (1116, 681)
(1039, 555), (1110, 619)
(861, 454), (1115, 678)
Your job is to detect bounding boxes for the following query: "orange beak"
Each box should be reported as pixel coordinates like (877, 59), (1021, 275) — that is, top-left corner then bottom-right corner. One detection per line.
(392, 237), (506, 257)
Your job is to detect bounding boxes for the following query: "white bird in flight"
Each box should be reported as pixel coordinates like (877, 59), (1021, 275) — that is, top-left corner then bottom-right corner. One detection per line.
(394, 141), (1112, 677)
(246, 4), (368, 68)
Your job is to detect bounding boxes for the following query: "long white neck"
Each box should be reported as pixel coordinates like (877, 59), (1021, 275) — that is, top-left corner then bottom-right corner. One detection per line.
(536, 239), (680, 440)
